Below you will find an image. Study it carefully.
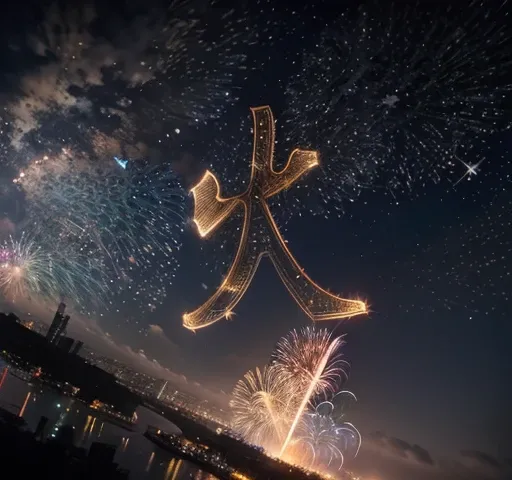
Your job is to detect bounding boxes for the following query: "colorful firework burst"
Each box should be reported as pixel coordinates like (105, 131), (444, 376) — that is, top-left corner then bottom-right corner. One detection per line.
(292, 398), (361, 472)
(0, 233), (107, 305)
(14, 149), (185, 312)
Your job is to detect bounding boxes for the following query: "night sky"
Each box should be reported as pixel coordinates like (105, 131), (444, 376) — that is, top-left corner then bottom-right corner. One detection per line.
(1, 1), (511, 479)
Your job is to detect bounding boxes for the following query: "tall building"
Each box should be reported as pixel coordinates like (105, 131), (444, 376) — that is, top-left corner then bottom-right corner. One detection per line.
(57, 336), (74, 354)
(58, 315), (70, 337)
(70, 341), (83, 355)
(46, 303), (69, 344)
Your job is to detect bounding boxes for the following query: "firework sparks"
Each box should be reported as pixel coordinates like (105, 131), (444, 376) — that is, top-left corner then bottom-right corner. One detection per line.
(284, 0), (512, 215)
(294, 413), (345, 470)
(0, 233), (106, 304)
(276, 328), (348, 457)
(14, 149), (185, 311)
(273, 327), (349, 399)
(0, 234), (45, 300)
(230, 366), (295, 451)
(292, 402), (361, 472)
(230, 327), (358, 474)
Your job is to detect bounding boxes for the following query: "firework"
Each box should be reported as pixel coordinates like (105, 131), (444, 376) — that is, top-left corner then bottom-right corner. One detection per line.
(230, 366), (294, 451)
(0, 233), (106, 304)
(230, 328), (360, 473)
(0, 234), (47, 300)
(292, 401), (361, 471)
(293, 413), (345, 470)
(273, 327), (349, 398)
(284, 0), (512, 214)
(14, 149), (185, 311)
(329, 390), (359, 423)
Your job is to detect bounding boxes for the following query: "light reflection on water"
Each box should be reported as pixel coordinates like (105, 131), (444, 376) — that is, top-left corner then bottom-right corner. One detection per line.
(0, 365), (217, 480)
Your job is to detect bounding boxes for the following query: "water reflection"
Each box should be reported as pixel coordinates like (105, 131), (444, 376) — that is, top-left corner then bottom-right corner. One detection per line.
(0, 365), (215, 480)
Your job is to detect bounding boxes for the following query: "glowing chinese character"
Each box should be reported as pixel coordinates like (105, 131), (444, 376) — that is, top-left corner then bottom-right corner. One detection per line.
(183, 106), (366, 330)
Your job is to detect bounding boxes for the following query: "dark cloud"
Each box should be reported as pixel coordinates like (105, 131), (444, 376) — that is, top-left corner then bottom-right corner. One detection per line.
(450, 450), (511, 479)
(5, 1), (247, 156)
(369, 431), (435, 466)
(352, 432), (512, 480)
(146, 323), (181, 359)
(461, 450), (502, 470)
(8, 3), (158, 151)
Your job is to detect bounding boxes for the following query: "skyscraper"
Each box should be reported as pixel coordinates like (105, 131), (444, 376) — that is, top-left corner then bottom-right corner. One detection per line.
(57, 336), (74, 353)
(57, 315), (70, 337)
(70, 341), (83, 355)
(46, 303), (69, 344)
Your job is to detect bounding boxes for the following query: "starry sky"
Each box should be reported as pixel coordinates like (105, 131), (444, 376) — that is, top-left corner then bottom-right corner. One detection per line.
(1, 1), (511, 479)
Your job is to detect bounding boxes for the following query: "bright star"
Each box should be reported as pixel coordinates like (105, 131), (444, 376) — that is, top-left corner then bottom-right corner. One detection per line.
(454, 157), (484, 186)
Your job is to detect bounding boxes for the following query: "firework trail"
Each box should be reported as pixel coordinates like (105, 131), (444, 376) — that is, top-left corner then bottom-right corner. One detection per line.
(285, 0), (512, 215)
(276, 329), (347, 457)
(14, 150), (185, 311)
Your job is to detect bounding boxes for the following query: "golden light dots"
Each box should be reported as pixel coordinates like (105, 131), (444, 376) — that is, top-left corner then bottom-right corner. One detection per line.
(183, 106), (367, 330)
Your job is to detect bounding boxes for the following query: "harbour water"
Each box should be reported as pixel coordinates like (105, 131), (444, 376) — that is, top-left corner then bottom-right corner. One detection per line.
(0, 361), (216, 480)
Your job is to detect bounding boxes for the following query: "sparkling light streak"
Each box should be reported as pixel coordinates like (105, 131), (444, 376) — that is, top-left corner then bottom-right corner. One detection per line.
(277, 329), (346, 457)
(18, 391), (31, 417)
(183, 106), (367, 330)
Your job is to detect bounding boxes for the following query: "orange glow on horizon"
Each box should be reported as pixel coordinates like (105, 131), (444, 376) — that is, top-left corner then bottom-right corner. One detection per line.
(183, 106), (367, 330)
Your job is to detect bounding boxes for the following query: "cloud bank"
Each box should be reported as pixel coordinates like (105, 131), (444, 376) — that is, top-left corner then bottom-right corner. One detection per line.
(351, 431), (512, 480)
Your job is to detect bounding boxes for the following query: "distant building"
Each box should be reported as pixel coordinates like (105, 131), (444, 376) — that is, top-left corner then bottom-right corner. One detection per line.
(46, 303), (69, 344)
(70, 341), (83, 355)
(57, 336), (75, 354)
(0, 315), (139, 417)
(59, 315), (70, 336)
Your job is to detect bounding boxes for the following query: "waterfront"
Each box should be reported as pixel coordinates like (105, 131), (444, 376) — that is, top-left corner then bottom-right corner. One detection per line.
(0, 361), (216, 480)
